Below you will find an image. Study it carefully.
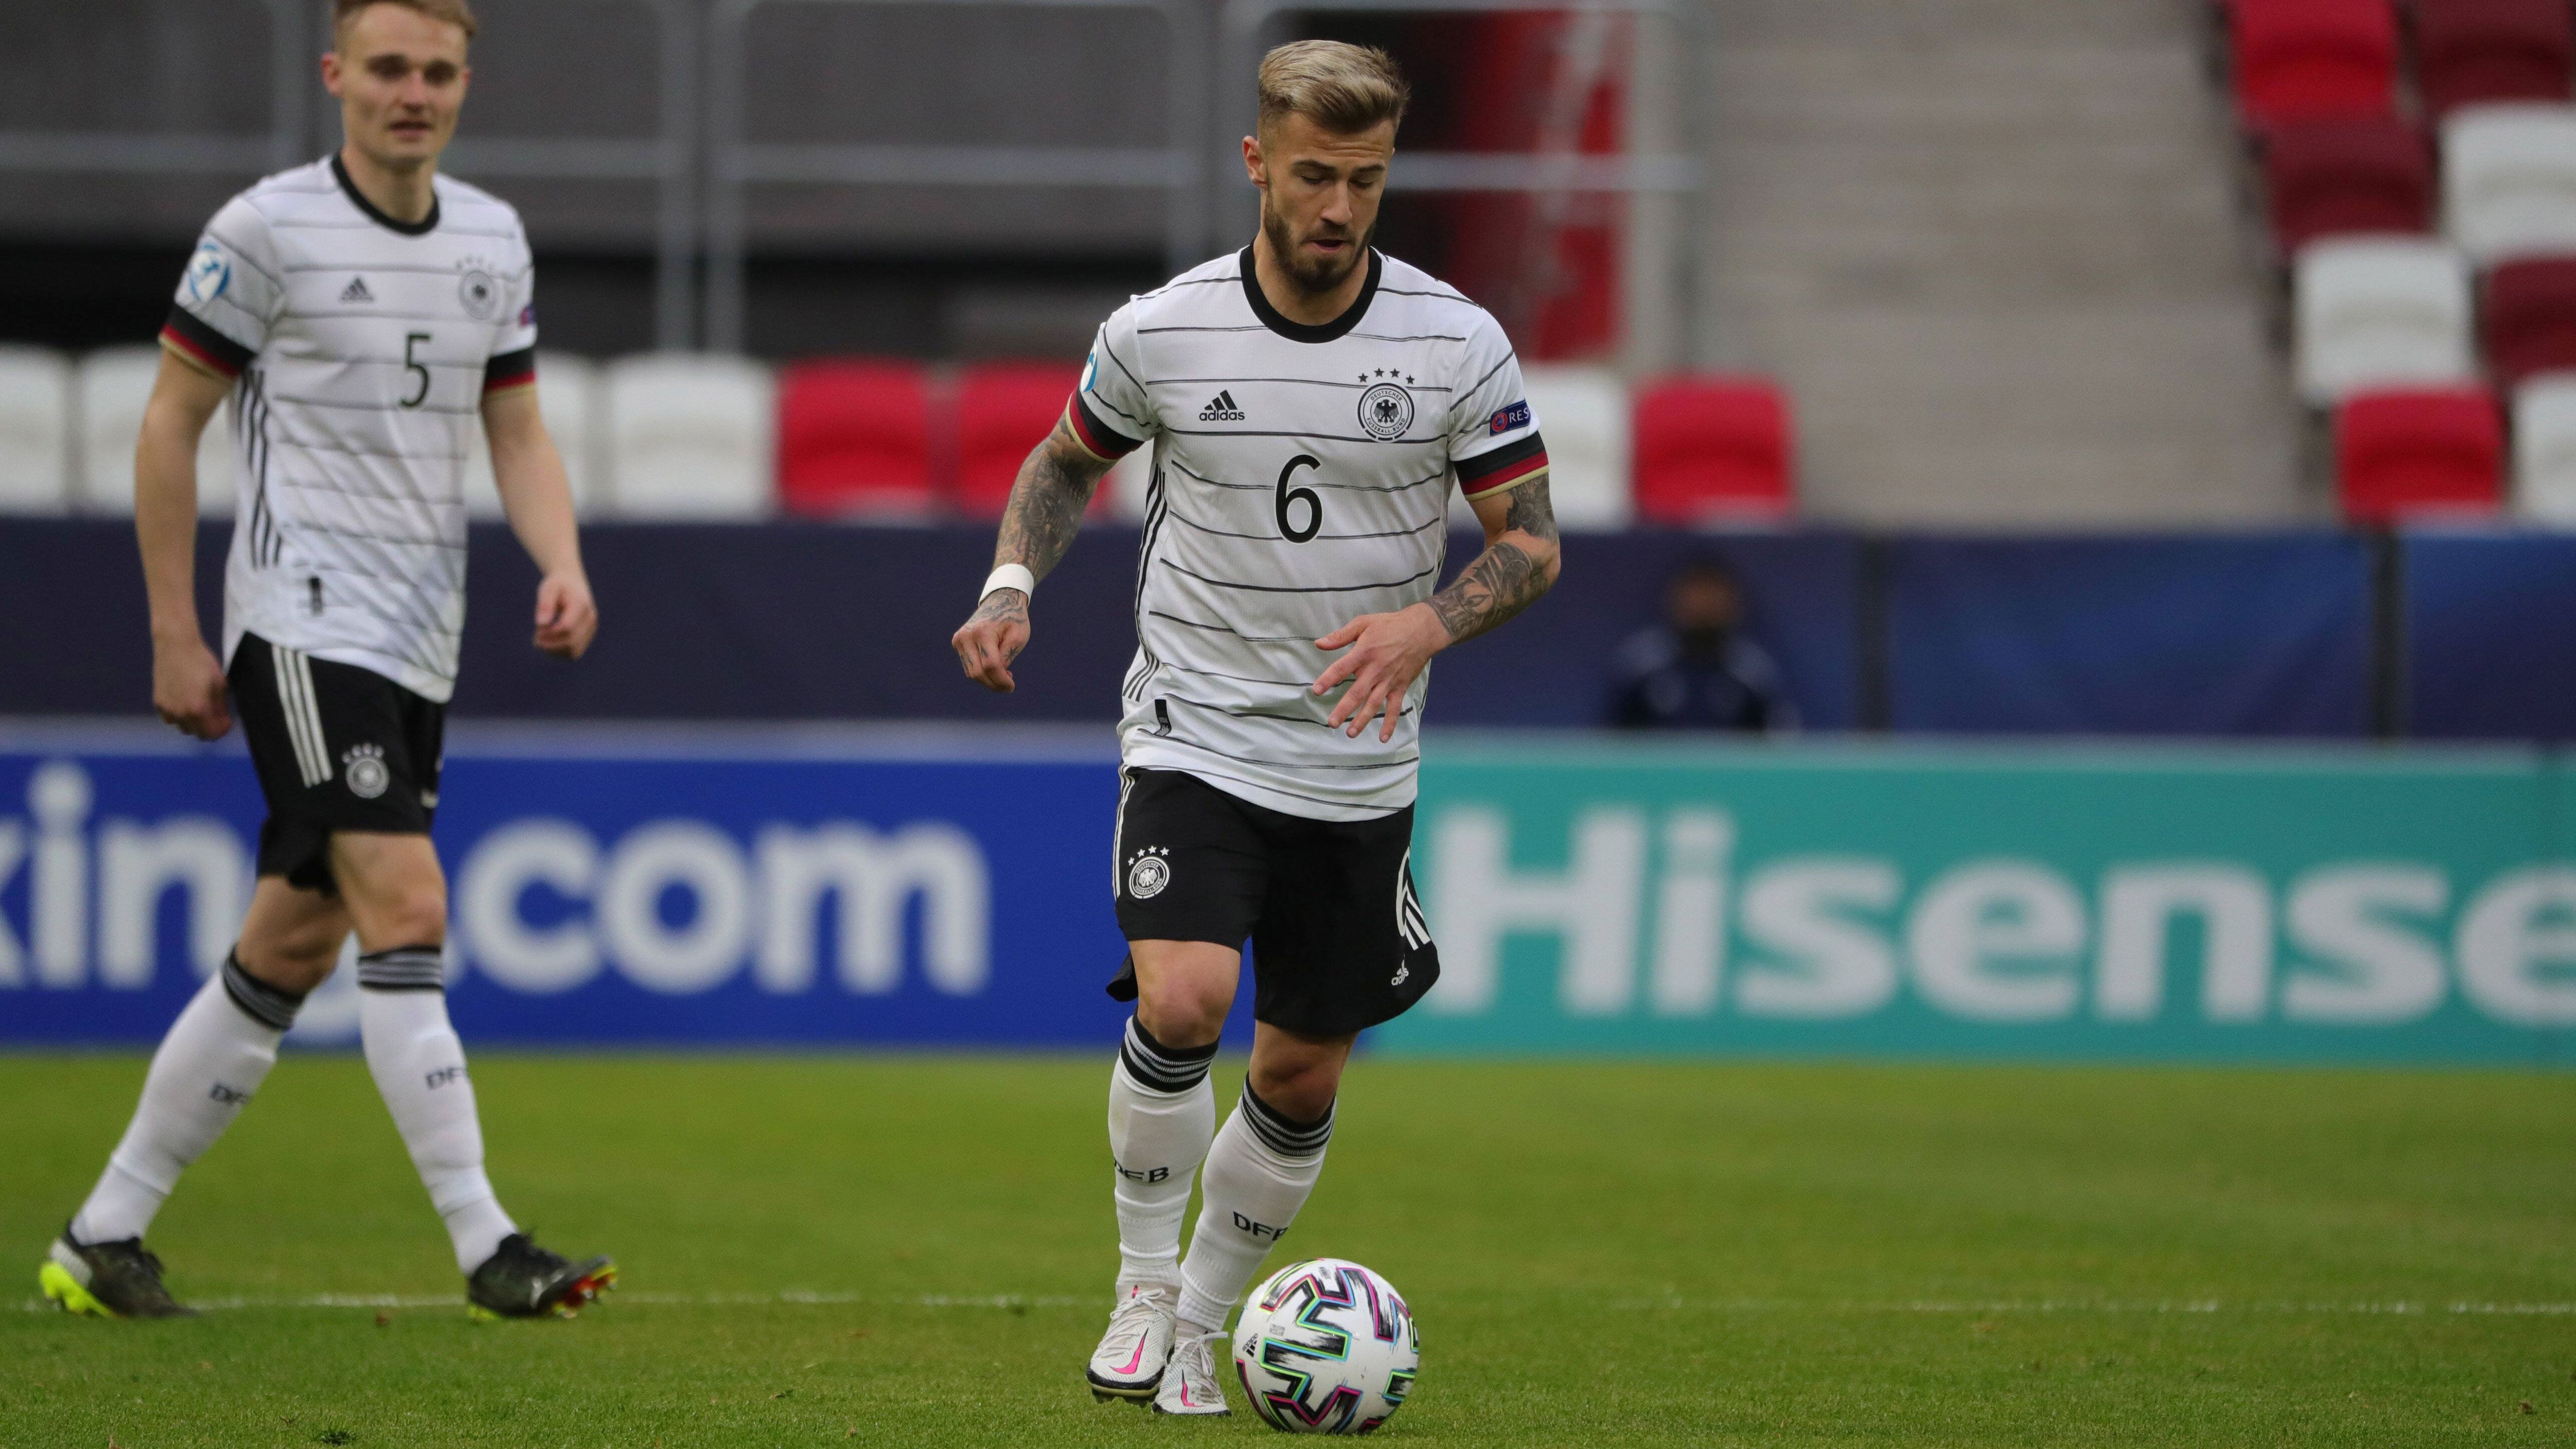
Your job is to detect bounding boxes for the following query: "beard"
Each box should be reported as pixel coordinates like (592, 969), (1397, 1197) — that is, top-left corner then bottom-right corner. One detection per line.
(1260, 198), (1374, 296)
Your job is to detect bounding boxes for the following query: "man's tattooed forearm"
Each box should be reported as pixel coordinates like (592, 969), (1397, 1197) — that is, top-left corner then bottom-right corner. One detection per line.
(965, 588), (1025, 626)
(1429, 476), (1560, 645)
(1430, 540), (1549, 645)
(993, 425), (1104, 584)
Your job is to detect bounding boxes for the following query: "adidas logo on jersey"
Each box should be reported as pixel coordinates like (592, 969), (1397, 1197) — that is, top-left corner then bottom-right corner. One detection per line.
(1197, 390), (1245, 423)
(340, 276), (375, 305)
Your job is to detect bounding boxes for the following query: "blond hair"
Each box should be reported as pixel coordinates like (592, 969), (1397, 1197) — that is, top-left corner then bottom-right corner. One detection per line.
(335, 0), (478, 42)
(1257, 41), (1408, 137)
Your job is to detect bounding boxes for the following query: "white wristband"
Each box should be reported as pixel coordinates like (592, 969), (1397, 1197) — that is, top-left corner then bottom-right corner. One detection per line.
(980, 564), (1037, 602)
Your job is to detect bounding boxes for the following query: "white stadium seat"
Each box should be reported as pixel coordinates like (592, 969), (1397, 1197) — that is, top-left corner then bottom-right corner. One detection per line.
(2293, 237), (2476, 405)
(0, 345), (71, 514)
(2442, 104), (2576, 266)
(75, 346), (236, 517)
(2514, 374), (2576, 524)
(464, 352), (601, 521)
(602, 352), (775, 519)
(1450, 363), (1632, 531)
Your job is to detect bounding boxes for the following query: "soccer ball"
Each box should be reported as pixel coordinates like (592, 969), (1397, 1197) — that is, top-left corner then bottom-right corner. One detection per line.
(1230, 1258), (1419, 1434)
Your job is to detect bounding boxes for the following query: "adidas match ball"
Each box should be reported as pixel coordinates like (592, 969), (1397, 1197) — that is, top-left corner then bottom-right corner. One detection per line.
(1230, 1258), (1419, 1434)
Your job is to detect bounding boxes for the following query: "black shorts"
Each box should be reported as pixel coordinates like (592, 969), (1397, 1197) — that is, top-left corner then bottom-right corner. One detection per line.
(1108, 767), (1439, 1037)
(227, 632), (444, 895)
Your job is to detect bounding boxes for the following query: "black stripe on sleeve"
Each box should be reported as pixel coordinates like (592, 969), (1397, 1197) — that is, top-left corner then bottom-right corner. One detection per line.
(483, 346), (537, 392)
(160, 305), (256, 377)
(1071, 392), (1145, 458)
(1455, 430), (1548, 486)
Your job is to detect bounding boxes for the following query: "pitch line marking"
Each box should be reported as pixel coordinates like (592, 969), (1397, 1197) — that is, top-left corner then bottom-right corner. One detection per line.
(1617, 1298), (2576, 1317)
(11, 1290), (1092, 1313)
(14, 1293), (2574, 1317)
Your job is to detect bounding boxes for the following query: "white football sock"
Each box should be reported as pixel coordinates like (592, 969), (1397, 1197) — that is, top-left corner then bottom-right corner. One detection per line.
(1174, 1082), (1333, 1334)
(357, 947), (516, 1274)
(72, 955), (300, 1245)
(1107, 1017), (1218, 1284)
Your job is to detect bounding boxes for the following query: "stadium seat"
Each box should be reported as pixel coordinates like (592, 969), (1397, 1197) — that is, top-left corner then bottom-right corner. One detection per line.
(2259, 113), (2433, 252)
(2513, 373), (2576, 520)
(2292, 236), (2476, 403)
(2227, 0), (2401, 127)
(1630, 376), (1796, 526)
(2481, 256), (2576, 386)
(0, 345), (71, 514)
(2333, 384), (2504, 518)
(602, 352), (775, 520)
(775, 358), (938, 520)
(954, 362), (1091, 519)
(2410, 0), (2573, 119)
(74, 346), (235, 517)
(463, 352), (600, 521)
(1516, 365), (1632, 531)
(2441, 103), (2576, 264)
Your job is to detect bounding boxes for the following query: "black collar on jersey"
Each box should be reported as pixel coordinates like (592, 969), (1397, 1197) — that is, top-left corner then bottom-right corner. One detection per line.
(331, 153), (440, 237)
(1239, 244), (1381, 344)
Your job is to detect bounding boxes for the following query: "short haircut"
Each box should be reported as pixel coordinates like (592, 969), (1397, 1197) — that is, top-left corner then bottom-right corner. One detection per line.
(335, 0), (478, 43)
(1257, 41), (1409, 137)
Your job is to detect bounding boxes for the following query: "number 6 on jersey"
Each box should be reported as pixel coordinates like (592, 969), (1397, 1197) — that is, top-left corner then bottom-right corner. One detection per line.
(1276, 454), (1323, 543)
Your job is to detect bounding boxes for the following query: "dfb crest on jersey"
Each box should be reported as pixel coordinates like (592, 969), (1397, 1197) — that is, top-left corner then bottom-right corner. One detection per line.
(182, 241), (230, 305)
(458, 266), (500, 321)
(343, 744), (391, 800)
(1358, 382), (1415, 441)
(1126, 846), (1172, 900)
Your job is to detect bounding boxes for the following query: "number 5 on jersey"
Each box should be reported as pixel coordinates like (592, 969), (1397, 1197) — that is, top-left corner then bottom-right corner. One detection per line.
(402, 331), (433, 409)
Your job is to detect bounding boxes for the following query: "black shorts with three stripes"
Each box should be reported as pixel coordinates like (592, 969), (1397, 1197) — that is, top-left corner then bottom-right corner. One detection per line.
(227, 632), (444, 896)
(1107, 767), (1440, 1037)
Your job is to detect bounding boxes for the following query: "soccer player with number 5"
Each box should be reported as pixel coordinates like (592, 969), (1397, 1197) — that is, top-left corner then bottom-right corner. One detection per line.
(38, 0), (613, 1321)
(951, 41), (1561, 1417)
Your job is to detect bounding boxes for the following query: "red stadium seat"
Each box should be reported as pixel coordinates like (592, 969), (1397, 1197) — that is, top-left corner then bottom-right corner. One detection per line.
(953, 361), (1115, 519)
(2229, 0), (2400, 127)
(775, 359), (937, 519)
(2333, 385), (2504, 518)
(2260, 113), (2433, 252)
(2482, 256), (2576, 386)
(2410, 0), (2574, 119)
(1630, 377), (1795, 525)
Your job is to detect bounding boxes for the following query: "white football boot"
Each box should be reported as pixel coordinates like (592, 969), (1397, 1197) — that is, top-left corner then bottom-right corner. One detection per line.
(1086, 1277), (1176, 1403)
(1153, 1328), (1231, 1417)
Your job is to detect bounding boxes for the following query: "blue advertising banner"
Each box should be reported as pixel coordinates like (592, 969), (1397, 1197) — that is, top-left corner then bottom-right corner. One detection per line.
(1, 724), (2570, 1064)
(0, 724), (1143, 1050)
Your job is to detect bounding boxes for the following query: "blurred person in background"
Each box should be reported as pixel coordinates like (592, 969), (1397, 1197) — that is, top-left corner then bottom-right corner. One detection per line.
(37, 0), (612, 1324)
(1606, 558), (1797, 732)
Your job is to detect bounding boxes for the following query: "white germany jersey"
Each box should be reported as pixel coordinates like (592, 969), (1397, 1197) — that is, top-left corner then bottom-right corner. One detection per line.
(1069, 248), (1550, 821)
(163, 156), (539, 704)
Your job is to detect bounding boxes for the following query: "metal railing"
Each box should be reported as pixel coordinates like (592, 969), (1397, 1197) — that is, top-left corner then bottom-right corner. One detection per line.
(0, 0), (1708, 357)
(0, 0), (306, 177)
(702, 0), (1212, 352)
(445, 0), (701, 348)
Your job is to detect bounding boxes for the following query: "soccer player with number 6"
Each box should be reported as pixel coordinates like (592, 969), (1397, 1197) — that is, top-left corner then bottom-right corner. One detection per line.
(951, 41), (1561, 1418)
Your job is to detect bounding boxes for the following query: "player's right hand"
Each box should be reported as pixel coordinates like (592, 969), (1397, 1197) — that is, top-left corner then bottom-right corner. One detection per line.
(953, 589), (1030, 693)
(152, 635), (233, 740)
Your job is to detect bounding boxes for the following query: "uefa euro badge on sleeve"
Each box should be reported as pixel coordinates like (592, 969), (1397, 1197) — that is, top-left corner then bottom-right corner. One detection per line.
(183, 241), (229, 305)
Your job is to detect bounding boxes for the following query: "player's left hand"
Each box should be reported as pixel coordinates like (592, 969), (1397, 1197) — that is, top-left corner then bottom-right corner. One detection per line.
(1313, 603), (1449, 742)
(534, 571), (598, 660)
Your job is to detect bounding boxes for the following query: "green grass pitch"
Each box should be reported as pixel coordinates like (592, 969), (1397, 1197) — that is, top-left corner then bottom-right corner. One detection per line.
(3, 1053), (2571, 1447)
